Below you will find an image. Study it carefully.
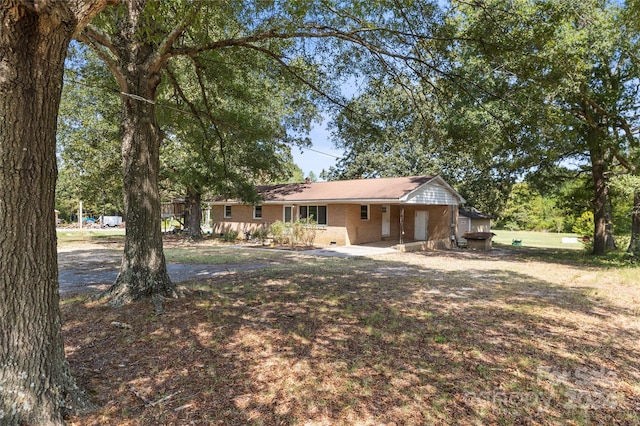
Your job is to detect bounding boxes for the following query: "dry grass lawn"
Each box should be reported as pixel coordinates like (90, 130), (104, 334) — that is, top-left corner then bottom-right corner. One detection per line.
(62, 244), (640, 425)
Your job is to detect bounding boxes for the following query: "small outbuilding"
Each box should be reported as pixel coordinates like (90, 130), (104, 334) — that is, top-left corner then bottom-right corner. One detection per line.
(456, 208), (492, 245)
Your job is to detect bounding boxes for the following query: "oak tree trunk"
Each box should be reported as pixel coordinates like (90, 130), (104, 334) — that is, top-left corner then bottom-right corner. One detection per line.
(604, 193), (617, 251)
(588, 133), (611, 256)
(88, 1), (179, 306)
(101, 72), (178, 305)
(0, 3), (100, 423)
(185, 187), (203, 240)
(629, 189), (640, 255)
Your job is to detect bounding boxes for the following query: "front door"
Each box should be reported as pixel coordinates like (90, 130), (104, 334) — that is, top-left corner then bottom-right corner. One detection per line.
(414, 210), (428, 241)
(381, 205), (390, 237)
(457, 216), (470, 240)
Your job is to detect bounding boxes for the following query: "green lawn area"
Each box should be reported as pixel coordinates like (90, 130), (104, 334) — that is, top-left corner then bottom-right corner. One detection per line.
(492, 229), (584, 249)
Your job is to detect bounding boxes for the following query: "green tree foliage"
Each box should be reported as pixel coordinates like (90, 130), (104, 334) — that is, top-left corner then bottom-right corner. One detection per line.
(573, 211), (595, 238)
(159, 46), (320, 205)
(498, 182), (574, 232)
(323, 81), (513, 214)
(57, 44), (123, 221)
(444, 0), (640, 254)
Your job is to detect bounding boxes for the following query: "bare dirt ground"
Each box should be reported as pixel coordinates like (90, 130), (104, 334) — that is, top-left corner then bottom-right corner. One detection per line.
(60, 242), (640, 425)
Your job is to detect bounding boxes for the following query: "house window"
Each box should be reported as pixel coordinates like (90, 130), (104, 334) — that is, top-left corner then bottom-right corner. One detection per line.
(360, 205), (370, 220)
(299, 205), (327, 225)
(224, 205), (232, 218)
(283, 206), (293, 223)
(253, 205), (263, 219)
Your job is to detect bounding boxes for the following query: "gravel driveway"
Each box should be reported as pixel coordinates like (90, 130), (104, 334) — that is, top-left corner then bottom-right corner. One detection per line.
(57, 247), (268, 295)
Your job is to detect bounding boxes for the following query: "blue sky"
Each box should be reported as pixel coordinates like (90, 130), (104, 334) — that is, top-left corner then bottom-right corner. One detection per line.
(292, 121), (343, 180)
(292, 76), (363, 180)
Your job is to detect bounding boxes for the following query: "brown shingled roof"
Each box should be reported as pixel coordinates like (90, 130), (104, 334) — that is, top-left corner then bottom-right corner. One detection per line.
(255, 176), (436, 202)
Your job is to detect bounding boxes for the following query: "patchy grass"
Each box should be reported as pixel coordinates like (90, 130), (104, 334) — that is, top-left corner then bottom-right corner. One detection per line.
(57, 230), (126, 248)
(163, 245), (286, 265)
(492, 230), (637, 268)
(62, 248), (640, 425)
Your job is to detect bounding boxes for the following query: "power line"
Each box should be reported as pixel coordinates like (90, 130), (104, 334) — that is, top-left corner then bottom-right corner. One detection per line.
(62, 76), (342, 160)
(299, 146), (341, 159)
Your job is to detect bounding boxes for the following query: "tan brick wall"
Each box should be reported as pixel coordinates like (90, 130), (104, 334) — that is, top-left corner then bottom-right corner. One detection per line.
(211, 203), (350, 244)
(343, 204), (384, 245)
(428, 205), (453, 240)
(211, 204), (271, 237)
(211, 203), (457, 247)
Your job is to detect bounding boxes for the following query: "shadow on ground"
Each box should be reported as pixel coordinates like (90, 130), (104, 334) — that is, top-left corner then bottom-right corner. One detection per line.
(61, 249), (640, 425)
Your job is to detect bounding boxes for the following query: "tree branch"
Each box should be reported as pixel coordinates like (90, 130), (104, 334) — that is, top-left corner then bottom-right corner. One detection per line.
(70, 0), (119, 36)
(148, 0), (204, 73)
(78, 25), (127, 90)
(241, 44), (351, 112)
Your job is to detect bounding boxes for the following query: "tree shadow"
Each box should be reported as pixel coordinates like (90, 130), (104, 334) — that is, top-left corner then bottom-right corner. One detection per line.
(62, 252), (640, 424)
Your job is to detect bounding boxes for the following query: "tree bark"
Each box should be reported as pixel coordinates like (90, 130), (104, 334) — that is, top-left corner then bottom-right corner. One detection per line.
(588, 134), (610, 256)
(99, 2), (179, 305)
(629, 188), (640, 255)
(0, 1), (111, 423)
(604, 192), (617, 251)
(101, 71), (178, 305)
(185, 187), (203, 240)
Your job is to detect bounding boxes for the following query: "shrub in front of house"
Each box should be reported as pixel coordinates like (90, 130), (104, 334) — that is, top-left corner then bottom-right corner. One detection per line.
(252, 225), (270, 244)
(269, 219), (317, 247)
(223, 229), (239, 242)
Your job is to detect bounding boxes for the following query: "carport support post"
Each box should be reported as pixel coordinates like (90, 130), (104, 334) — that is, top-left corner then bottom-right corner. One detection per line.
(79, 200), (83, 229)
(400, 207), (405, 245)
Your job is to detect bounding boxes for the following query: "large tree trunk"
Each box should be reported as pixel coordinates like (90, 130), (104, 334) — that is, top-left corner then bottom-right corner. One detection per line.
(589, 138), (610, 255)
(629, 188), (640, 255)
(185, 187), (203, 240)
(102, 71), (178, 305)
(0, 1), (109, 423)
(604, 193), (617, 251)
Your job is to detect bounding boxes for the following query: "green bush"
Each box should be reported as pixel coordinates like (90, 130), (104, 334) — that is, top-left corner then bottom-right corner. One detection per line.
(269, 221), (289, 245)
(614, 235), (631, 252)
(222, 229), (239, 242)
(297, 217), (317, 246)
(252, 226), (270, 244)
(269, 219), (317, 247)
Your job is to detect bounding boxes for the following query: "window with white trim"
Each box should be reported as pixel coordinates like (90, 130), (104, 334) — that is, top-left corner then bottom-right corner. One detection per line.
(283, 206), (294, 223)
(360, 205), (370, 220)
(224, 205), (232, 218)
(299, 205), (327, 225)
(253, 205), (263, 219)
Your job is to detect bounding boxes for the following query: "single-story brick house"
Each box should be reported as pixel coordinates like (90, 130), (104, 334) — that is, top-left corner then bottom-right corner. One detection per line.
(209, 175), (466, 249)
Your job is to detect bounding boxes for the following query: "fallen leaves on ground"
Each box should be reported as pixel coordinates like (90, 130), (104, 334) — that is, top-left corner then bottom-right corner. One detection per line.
(63, 249), (640, 425)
